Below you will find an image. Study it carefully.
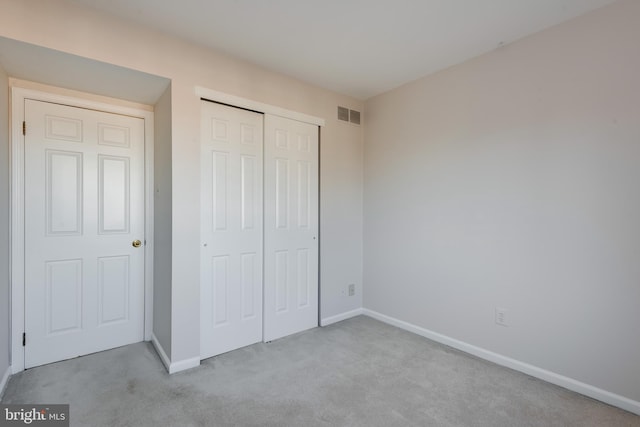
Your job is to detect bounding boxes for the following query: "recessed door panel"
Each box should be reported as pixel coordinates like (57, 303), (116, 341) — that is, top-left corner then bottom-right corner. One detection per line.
(241, 253), (257, 319)
(275, 250), (289, 313)
(297, 160), (311, 229)
(212, 119), (228, 141)
(297, 249), (310, 308)
(98, 256), (129, 325)
(46, 150), (83, 235)
(297, 134), (311, 153)
(46, 115), (82, 142)
(212, 151), (229, 232)
(212, 255), (230, 326)
(275, 129), (288, 150)
(275, 159), (289, 229)
(241, 155), (257, 230)
(241, 124), (255, 145)
(99, 155), (130, 234)
(25, 99), (145, 369)
(46, 259), (83, 335)
(98, 123), (130, 148)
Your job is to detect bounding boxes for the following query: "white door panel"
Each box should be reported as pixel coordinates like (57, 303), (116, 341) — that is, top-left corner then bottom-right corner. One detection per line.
(264, 115), (319, 342)
(24, 99), (145, 368)
(200, 101), (264, 359)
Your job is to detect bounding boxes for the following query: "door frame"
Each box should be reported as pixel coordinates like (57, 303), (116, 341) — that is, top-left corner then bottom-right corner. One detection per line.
(10, 86), (155, 373)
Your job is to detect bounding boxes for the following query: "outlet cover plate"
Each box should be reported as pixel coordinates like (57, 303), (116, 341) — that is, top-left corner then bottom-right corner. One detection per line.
(495, 308), (508, 327)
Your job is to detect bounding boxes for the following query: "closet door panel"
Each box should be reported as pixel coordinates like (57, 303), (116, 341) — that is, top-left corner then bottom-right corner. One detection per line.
(200, 101), (263, 359)
(264, 115), (319, 342)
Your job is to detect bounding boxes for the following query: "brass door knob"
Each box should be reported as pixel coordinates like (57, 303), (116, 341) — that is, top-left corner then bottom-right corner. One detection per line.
(132, 240), (142, 248)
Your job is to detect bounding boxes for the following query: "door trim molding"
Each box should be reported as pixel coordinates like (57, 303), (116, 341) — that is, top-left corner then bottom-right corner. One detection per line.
(195, 86), (325, 127)
(10, 86), (155, 373)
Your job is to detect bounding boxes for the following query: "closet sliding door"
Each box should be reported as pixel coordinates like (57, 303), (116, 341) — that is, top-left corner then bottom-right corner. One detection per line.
(200, 101), (319, 359)
(263, 115), (319, 342)
(200, 101), (264, 359)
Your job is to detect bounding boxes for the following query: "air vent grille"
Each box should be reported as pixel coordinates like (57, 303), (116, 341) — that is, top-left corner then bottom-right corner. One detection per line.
(349, 110), (361, 125)
(338, 106), (361, 125)
(337, 106), (349, 122)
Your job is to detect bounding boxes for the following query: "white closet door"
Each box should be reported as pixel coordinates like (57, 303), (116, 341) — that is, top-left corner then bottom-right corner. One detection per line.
(264, 114), (319, 342)
(24, 99), (145, 368)
(200, 101), (264, 359)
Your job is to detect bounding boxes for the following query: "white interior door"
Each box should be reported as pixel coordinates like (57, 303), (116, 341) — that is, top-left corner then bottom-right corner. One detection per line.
(24, 99), (145, 368)
(200, 101), (264, 359)
(263, 114), (319, 342)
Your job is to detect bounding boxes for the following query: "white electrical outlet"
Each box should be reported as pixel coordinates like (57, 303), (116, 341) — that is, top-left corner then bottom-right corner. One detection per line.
(495, 308), (508, 327)
(348, 284), (355, 296)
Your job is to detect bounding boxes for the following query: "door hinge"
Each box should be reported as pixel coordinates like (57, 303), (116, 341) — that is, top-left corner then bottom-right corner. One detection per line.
(22, 121), (26, 136)
(22, 332), (26, 346)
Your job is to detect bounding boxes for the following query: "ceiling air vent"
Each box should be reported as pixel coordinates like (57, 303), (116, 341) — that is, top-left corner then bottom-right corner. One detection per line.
(337, 106), (349, 122)
(349, 109), (361, 125)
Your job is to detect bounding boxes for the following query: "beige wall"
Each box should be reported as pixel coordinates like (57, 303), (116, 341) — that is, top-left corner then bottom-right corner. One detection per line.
(364, 0), (640, 404)
(0, 0), (364, 364)
(0, 64), (10, 385)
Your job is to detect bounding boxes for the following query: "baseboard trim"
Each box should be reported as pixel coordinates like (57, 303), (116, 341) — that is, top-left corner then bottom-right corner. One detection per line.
(151, 333), (171, 372)
(0, 365), (11, 402)
(362, 309), (640, 416)
(150, 333), (200, 374)
(168, 357), (200, 374)
(321, 308), (364, 326)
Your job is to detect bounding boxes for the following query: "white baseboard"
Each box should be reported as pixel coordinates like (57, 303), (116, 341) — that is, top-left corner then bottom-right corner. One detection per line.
(321, 308), (364, 326)
(0, 365), (11, 402)
(151, 333), (171, 372)
(150, 334), (200, 374)
(362, 309), (640, 416)
(168, 357), (200, 374)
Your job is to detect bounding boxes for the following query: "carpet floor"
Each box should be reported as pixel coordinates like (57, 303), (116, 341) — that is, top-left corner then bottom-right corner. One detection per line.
(3, 316), (639, 426)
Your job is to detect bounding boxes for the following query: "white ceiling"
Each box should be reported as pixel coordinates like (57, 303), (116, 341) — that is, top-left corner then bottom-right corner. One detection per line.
(69, 0), (615, 100)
